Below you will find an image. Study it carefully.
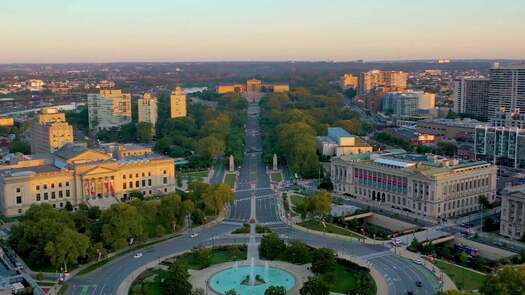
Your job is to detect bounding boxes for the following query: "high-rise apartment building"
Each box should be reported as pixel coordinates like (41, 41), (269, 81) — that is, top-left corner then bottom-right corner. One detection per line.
(488, 65), (525, 125)
(170, 87), (187, 119)
(138, 93), (158, 127)
(453, 77), (489, 120)
(340, 74), (358, 90)
(30, 108), (74, 153)
(474, 125), (525, 169)
(500, 184), (525, 240)
(88, 89), (132, 131)
(358, 70), (408, 96)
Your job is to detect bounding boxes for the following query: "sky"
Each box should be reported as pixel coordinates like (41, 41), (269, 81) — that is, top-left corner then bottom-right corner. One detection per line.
(1, 0), (525, 63)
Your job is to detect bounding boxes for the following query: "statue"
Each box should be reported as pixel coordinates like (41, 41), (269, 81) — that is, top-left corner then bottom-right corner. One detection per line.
(229, 155), (235, 172)
(272, 154), (278, 171)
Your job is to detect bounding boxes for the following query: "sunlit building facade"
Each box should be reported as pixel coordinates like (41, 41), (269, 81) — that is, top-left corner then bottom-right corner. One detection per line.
(30, 108), (74, 153)
(88, 89), (132, 131)
(170, 87), (187, 119)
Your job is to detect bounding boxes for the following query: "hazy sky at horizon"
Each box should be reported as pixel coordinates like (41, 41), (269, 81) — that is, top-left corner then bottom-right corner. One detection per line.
(1, 0), (525, 63)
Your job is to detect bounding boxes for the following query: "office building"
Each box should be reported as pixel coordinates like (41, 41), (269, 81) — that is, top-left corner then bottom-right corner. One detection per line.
(358, 70), (408, 96)
(30, 108), (74, 153)
(382, 92), (418, 116)
(138, 93), (158, 127)
(88, 89), (132, 131)
(317, 127), (372, 157)
(416, 118), (484, 142)
(491, 109), (525, 128)
(453, 77), (489, 120)
(474, 126), (525, 169)
(0, 144), (176, 217)
(500, 184), (525, 240)
(488, 65), (525, 123)
(340, 74), (358, 89)
(331, 150), (497, 223)
(170, 87), (187, 119)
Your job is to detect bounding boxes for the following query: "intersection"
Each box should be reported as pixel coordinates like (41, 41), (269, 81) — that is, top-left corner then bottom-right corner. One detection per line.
(66, 103), (440, 295)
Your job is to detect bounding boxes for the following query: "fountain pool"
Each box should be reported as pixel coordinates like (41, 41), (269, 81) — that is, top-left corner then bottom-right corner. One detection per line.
(209, 265), (295, 295)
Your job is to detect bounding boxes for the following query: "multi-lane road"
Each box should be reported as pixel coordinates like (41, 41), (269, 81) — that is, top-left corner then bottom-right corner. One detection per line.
(66, 103), (439, 295)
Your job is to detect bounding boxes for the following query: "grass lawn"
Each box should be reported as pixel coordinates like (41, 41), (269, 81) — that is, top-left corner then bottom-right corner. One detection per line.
(37, 281), (55, 287)
(175, 245), (247, 270)
(434, 259), (486, 290)
(224, 173), (236, 188)
(299, 220), (362, 239)
(290, 195), (304, 208)
(270, 172), (282, 182)
(326, 263), (377, 294)
(179, 170), (209, 182)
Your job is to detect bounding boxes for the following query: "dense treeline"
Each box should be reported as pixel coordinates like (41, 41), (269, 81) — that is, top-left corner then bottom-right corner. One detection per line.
(260, 82), (370, 178)
(8, 183), (233, 271)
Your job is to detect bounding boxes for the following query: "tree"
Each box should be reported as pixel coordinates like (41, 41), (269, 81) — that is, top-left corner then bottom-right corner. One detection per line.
(313, 192), (331, 216)
(265, 286), (286, 295)
(311, 248), (336, 274)
(191, 209), (205, 225)
(259, 233), (286, 260)
(192, 246), (211, 268)
(8, 139), (31, 154)
(335, 119), (362, 135)
(162, 260), (192, 295)
(480, 267), (525, 295)
(100, 204), (144, 250)
(44, 228), (89, 270)
(286, 240), (311, 264)
(137, 122), (154, 143)
(196, 136), (225, 161)
(300, 276), (329, 295)
(129, 190), (144, 200)
(457, 251), (469, 266)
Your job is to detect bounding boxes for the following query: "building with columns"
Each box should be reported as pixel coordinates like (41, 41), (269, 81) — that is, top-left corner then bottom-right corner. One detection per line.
(0, 144), (176, 217)
(500, 184), (525, 240)
(30, 107), (74, 153)
(331, 150), (497, 223)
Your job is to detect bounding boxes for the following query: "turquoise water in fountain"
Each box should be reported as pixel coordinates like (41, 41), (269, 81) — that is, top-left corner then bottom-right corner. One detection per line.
(209, 266), (295, 295)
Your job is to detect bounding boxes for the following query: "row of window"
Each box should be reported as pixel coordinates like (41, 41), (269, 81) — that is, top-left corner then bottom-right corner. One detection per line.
(34, 182), (70, 191)
(122, 170), (167, 180)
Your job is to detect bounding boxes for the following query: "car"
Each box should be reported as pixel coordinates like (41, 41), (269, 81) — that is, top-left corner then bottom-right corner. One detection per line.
(190, 233), (199, 238)
(133, 252), (143, 258)
(415, 281), (423, 287)
(391, 238), (402, 245)
(413, 259), (423, 265)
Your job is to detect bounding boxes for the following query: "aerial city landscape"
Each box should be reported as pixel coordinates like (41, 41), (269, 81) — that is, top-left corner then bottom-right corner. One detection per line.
(0, 1), (525, 295)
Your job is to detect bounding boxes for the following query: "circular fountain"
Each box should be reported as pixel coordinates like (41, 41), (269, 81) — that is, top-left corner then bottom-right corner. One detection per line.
(209, 259), (295, 295)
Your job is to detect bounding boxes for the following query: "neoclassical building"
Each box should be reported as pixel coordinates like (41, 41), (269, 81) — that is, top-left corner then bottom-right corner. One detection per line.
(331, 150), (497, 223)
(0, 144), (176, 216)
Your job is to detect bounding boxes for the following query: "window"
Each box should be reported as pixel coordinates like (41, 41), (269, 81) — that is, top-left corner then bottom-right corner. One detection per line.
(123, 175), (126, 179)
(36, 193), (41, 201)
(51, 183), (55, 189)
(51, 192), (56, 199)
(36, 185), (40, 191)
(59, 203), (63, 208)
(163, 170), (167, 175)
(142, 173), (145, 177)
(148, 179), (152, 186)
(59, 191), (63, 198)
(52, 204), (56, 208)
(123, 183), (127, 189)
(44, 184), (47, 189)
(16, 187), (21, 193)
(135, 173), (139, 178)
(135, 181), (139, 188)
(142, 180), (146, 187)
(129, 181), (133, 188)
(163, 177), (168, 184)
(16, 196), (22, 204)
(18, 209), (22, 214)
(129, 174), (132, 179)
(148, 172), (151, 176)
(66, 190), (70, 197)
(44, 192), (48, 200)
(66, 181), (70, 186)
(59, 182), (62, 188)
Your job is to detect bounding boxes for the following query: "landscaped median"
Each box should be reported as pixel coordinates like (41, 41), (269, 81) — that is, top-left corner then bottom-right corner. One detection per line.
(129, 245), (247, 295)
(432, 258), (486, 291)
(298, 219), (363, 239)
(223, 173), (236, 188)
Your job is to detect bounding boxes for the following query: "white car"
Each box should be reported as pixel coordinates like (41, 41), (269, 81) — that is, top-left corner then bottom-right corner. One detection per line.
(190, 233), (199, 238)
(133, 252), (143, 258)
(412, 259), (423, 265)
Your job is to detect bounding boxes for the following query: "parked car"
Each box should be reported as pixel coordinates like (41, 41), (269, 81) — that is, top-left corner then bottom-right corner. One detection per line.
(133, 252), (143, 258)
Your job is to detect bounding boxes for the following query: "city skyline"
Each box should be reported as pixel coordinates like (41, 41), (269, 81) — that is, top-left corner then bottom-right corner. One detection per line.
(1, 0), (525, 63)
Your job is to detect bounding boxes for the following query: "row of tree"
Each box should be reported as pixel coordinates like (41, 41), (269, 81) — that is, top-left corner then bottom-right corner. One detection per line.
(260, 83), (371, 178)
(9, 183), (233, 270)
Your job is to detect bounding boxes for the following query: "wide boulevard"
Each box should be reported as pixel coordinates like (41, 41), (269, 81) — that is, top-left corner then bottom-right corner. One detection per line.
(66, 103), (439, 295)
